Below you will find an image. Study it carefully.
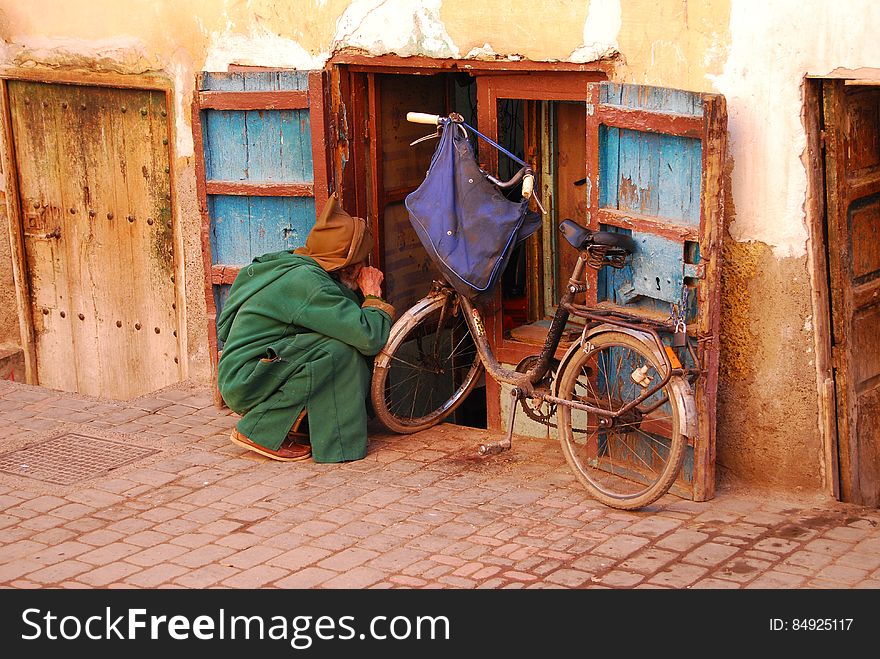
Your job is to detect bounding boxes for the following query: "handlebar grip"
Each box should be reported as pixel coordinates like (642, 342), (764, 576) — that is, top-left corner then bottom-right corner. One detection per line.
(521, 173), (534, 199)
(406, 112), (441, 125)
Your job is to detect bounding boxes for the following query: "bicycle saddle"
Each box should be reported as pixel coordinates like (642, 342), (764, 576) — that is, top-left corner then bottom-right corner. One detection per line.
(558, 219), (636, 254)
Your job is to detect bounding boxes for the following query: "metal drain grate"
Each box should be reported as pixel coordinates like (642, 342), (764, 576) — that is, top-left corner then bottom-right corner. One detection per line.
(0, 433), (157, 485)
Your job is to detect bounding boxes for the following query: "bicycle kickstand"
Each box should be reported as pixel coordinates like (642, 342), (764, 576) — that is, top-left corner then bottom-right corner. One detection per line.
(478, 387), (520, 456)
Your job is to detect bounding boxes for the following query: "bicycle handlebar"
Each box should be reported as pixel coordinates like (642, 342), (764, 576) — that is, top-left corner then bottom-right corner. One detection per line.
(407, 111), (534, 200)
(521, 173), (534, 198)
(406, 112), (441, 125)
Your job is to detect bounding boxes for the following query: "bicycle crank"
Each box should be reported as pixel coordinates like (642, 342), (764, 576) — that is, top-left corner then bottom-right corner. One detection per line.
(514, 356), (558, 426)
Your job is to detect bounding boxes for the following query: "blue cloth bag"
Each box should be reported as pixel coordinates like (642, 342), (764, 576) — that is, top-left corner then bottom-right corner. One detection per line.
(405, 120), (541, 304)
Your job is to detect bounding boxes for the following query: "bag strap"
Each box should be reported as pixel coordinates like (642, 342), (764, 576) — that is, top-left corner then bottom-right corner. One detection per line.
(458, 120), (529, 168)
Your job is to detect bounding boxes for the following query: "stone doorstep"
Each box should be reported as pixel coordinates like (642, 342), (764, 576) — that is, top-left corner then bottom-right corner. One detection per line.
(0, 346), (25, 383)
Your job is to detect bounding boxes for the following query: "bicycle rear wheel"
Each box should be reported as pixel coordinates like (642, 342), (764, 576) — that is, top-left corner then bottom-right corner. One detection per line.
(371, 294), (483, 434)
(556, 331), (688, 510)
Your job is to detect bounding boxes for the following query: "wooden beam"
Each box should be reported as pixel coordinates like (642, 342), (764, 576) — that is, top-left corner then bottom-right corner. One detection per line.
(596, 105), (704, 139)
(330, 52), (613, 76)
(197, 90), (309, 110)
(162, 86), (188, 381)
(803, 78), (840, 499)
(205, 181), (314, 197)
(0, 78), (38, 384)
(308, 70), (331, 207)
(0, 66), (171, 91)
(595, 208), (700, 242)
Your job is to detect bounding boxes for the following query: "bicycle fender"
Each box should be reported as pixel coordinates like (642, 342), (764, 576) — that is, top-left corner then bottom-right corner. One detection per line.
(373, 294), (448, 370)
(554, 324), (697, 440)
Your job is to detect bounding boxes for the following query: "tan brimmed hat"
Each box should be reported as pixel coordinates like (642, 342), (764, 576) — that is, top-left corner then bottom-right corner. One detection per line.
(294, 193), (372, 272)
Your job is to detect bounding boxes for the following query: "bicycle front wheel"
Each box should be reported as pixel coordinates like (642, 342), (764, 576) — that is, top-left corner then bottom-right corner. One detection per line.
(556, 331), (688, 510)
(371, 294), (483, 434)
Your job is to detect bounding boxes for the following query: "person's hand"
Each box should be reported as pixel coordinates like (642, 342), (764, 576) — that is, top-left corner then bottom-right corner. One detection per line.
(357, 266), (384, 298)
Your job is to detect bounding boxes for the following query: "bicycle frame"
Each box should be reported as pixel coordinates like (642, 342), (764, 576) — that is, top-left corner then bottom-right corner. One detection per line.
(432, 243), (699, 454)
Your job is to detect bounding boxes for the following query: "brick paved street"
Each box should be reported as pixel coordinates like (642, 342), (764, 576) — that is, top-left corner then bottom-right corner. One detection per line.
(1, 378), (879, 589)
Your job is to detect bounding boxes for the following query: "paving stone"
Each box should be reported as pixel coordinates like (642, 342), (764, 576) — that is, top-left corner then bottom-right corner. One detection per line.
(591, 534), (651, 559)
(221, 565), (289, 588)
(78, 542), (142, 565)
(77, 562), (143, 586)
(681, 542), (740, 567)
(646, 563), (708, 588)
(25, 559), (93, 584)
(322, 566), (386, 589)
(594, 570), (645, 587)
(172, 544), (237, 569)
(123, 564), (189, 587)
(273, 567), (336, 588)
(125, 543), (190, 567)
(655, 529), (709, 552)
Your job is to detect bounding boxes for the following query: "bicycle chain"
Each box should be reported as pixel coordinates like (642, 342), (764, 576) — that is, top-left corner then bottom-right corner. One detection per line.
(514, 356), (557, 426)
(514, 356), (592, 434)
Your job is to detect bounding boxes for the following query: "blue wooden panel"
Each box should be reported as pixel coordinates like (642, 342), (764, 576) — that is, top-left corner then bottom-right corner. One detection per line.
(204, 111), (248, 180)
(598, 124), (619, 209)
(245, 109), (282, 180)
(597, 227), (689, 312)
(249, 195), (314, 256)
(601, 128), (701, 226)
(629, 233), (685, 305)
(201, 72), (246, 91)
(209, 195), (250, 265)
(242, 109), (312, 182)
(601, 82), (703, 116)
(202, 71), (309, 92)
(203, 109), (312, 182)
(208, 195), (315, 266)
(280, 109), (312, 182)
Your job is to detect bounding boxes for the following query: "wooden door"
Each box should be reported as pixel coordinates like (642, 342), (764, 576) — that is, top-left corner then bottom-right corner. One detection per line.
(6, 80), (181, 399)
(367, 73), (447, 312)
(584, 82), (727, 501)
(192, 69), (330, 405)
(823, 81), (880, 506)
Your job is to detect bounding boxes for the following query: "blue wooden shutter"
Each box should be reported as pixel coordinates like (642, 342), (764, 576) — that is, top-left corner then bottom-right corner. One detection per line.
(193, 70), (329, 394)
(585, 81), (727, 501)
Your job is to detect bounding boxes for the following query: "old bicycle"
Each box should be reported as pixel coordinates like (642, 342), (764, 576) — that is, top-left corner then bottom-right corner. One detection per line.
(370, 112), (699, 510)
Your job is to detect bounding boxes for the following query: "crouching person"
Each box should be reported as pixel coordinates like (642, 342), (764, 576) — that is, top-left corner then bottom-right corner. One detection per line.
(216, 193), (395, 463)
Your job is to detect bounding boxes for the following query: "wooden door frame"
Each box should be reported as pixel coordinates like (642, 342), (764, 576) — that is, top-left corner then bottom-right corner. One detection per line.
(807, 75), (880, 503)
(329, 57), (610, 431)
(803, 76), (840, 499)
(0, 66), (187, 385)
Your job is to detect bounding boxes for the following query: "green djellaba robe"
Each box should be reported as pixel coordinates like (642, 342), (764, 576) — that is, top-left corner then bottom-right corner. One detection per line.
(216, 250), (394, 463)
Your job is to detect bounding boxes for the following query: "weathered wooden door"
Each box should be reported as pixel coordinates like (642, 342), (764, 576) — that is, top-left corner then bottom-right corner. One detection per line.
(823, 81), (880, 506)
(367, 73), (447, 312)
(192, 70), (329, 404)
(6, 80), (182, 399)
(584, 82), (727, 501)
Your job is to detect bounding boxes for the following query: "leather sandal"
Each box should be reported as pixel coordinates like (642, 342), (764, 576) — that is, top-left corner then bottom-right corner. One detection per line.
(230, 429), (312, 462)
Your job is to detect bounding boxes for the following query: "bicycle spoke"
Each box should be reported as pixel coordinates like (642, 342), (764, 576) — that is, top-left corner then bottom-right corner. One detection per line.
(557, 334), (688, 509)
(373, 299), (482, 430)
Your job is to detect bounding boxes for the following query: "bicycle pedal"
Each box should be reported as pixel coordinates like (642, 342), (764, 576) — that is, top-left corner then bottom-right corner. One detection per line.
(478, 438), (512, 455)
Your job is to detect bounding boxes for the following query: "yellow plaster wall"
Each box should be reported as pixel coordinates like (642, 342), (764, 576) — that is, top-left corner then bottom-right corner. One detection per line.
(1, 1), (731, 88)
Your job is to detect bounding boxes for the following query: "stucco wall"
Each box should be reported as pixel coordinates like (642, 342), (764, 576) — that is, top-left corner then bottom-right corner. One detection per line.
(1, 0), (879, 493)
